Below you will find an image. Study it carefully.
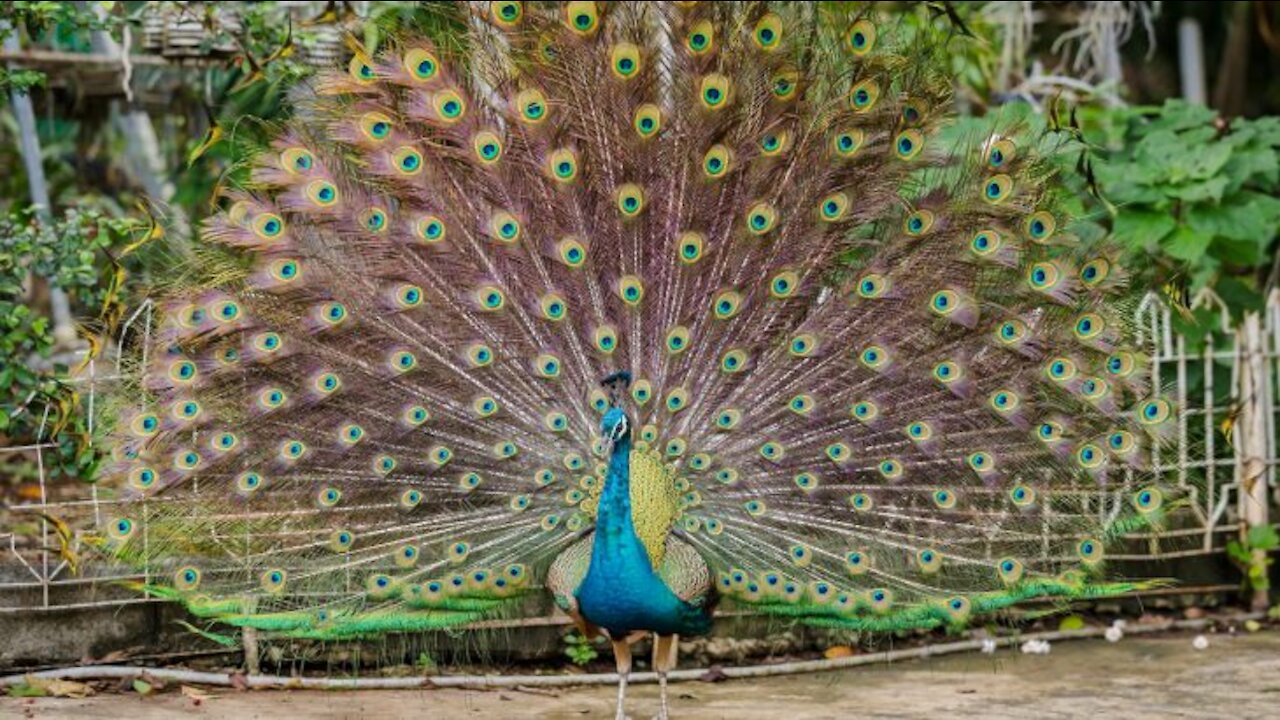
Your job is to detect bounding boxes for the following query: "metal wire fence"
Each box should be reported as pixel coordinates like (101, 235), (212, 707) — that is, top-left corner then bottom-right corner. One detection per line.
(2, 292), (1277, 616)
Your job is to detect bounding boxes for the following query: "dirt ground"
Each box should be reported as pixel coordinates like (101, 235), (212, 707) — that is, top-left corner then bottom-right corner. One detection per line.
(5, 630), (1279, 719)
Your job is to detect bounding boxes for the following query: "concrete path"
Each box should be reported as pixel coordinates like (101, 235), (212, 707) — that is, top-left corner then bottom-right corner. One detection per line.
(5, 630), (1277, 719)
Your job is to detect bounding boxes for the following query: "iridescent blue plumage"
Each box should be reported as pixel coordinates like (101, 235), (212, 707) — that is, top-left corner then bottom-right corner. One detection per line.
(577, 408), (712, 637)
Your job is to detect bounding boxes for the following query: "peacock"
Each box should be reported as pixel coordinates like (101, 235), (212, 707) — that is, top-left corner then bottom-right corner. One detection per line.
(96, 3), (1178, 718)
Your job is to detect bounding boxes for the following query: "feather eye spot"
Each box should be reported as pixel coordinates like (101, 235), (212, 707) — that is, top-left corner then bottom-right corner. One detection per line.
(678, 231), (704, 264)
(594, 325), (618, 354)
(703, 144), (732, 178)
(700, 74), (731, 110)
(1025, 211), (1056, 242)
(511, 89), (547, 125)
(989, 389), (1020, 413)
(847, 20), (876, 55)
(611, 43), (642, 79)
(631, 379), (652, 405)
(1138, 398), (1172, 426)
(984, 174), (1013, 203)
(665, 326), (691, 354)
(433, 89), (466, 122)
(770, 270), (799, 298)
(616, 184), (646, 217)
(849, 78), (879, 112)
(754, 13), (783, 50)
(403, 405), (430, 427)
(492, 1), (523, 26)
(745, 203), (777, 234)
(476, 286), (506, 311)
(634, 104), (662, 138)
(894, 130), (924, 160)
(1133, 487), (1163, 513)
(686, 20), (714, 54)
(720, 349), (747, 373)
(564, 1), (598, 34)
(849, 493), (872, 512)
(1010, 484), (1036, 506)
(280, 147), (314, 173)
(473, 396), (500, 418)
(760, 129), (790, 156)
(617, 275), (644, 306)
(715, 409), (741, 431)
(252, 212), (286, 240)
(665, 387), (690, 412)
(1077, 538), (1103, 565)
(970, 229), (1003, 258)
(832, 129), (864, 158)
(903, 209), (934, 237)
(349, 55), (376, 83)
(820, 192), (849, 222)
(471, 131), (502, 165)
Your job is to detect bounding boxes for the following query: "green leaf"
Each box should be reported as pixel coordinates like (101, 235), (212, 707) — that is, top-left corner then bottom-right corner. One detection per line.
(1162, 225), (1212, 262)
(1167, 176), (1228, 204)
(1248, 524), (1280, 551)
(1188, 192), (1280, 241)
(1215, 276), (1265, 321)
(1112, 209), (1176, 251)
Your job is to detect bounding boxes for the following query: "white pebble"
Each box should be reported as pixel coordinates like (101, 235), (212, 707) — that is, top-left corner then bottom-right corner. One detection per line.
(1019, 639), (1052, 655)
(1192, 635), (1209, 651)
(1105, 625), (1124, 643)
(981, 638), (997, 655)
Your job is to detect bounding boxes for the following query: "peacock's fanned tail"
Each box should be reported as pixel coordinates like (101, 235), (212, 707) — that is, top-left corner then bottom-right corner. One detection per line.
(98, 1), (1177, 640)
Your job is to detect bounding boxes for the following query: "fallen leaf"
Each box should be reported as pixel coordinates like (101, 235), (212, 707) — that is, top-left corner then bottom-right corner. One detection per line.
(16, 484), (42, 501)
(823, 645), (855, 659)
(132, 679), (154, 696)
(34, 678), (94, 699)
(181, 685), (211, 702)
(5, 683), (46, 699)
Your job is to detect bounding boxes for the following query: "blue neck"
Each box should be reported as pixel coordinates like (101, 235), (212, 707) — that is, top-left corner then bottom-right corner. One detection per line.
(590, 434), (635, 561)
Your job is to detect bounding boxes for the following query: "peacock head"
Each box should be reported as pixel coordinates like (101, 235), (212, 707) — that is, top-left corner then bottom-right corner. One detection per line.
(601, 407), (631, 444)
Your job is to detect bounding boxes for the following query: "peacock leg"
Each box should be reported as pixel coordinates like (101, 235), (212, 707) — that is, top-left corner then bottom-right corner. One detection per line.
(652, 633), (679, 720)
(611, 636), (633, 720)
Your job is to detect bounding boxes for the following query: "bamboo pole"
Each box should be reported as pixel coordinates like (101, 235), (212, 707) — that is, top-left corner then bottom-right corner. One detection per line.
(1238, 311), (1272, 612)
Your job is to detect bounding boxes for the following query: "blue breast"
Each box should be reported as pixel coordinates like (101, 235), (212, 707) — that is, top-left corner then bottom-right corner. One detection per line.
(575, 436), (710, 637)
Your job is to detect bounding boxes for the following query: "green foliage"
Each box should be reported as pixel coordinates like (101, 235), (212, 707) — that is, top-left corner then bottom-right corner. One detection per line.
(1088, 100), (1280, 328)
(1226, 525), (1279, 594)
(0, 206), (133, 481)
(562, 632), (600, 666)
(414, 651), (437, 671)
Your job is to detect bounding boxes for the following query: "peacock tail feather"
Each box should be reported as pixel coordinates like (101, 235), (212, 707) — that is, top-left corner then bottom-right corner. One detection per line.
(96, 1), (1178, 641)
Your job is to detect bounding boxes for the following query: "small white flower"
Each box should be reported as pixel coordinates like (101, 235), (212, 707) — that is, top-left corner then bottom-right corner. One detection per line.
(1105, 625), (1123, 643)
(1192, 635), (1209, 651)
(981, 638), (997, 655)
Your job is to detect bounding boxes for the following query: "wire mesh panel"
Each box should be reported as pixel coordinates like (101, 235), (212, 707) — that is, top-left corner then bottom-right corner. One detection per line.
(2, 293), (1277, 615)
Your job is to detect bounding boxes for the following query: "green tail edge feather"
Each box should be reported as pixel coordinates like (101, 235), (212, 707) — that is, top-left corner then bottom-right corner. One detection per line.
(174, 620), (239, 647)
(735, 579), (1169, 632)
(125, 581), (516, 640)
